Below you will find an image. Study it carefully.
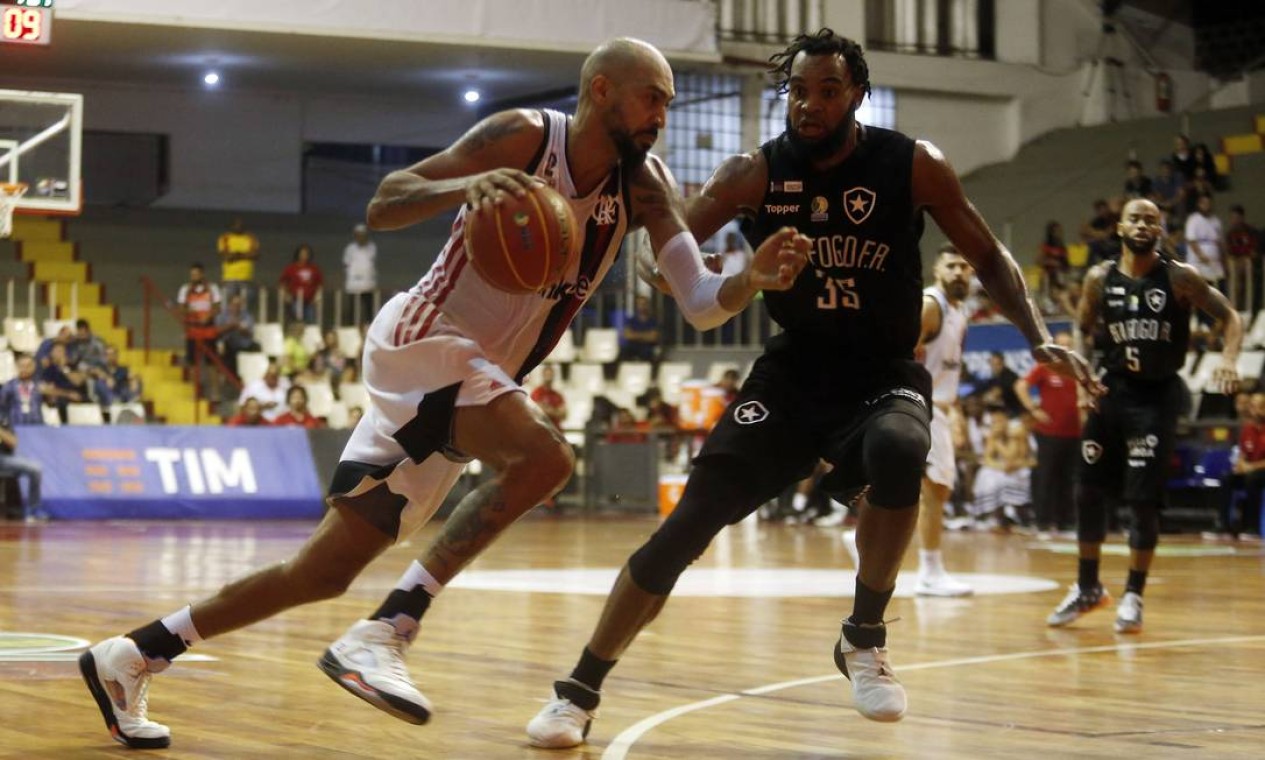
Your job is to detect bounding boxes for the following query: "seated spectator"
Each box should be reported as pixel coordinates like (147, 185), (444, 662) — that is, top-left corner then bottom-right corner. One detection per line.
(215, 293), (259, 377)
(295, 354), (332, 389)
(339, 361), (359, 388)
(34, 325), (72, 369)
(0, 355), (46, 427)
(40, 343), (88, 422)
(273, 385), (324, 429)
(530, 365), (567, 429)
(976, 352), (1024, 417)
(619, 295), (660, 366)
(0, 417), (43, 520)
(226, 397), (269, 427)
(280, 321), (311, 378)
(90, 346), (140, 406)
(318, 329), (348, 386)
(1187, 166), (1216, 214)
(238, 362), (289, 422)
(1122, 160), (1152, 199)
(1079, 199), (1116, 266)
(638, 386), (678, 430)
(605, 407), (646, 443)
(69, 319), (108, 374)
(1150, 159), (1185, 224)
(715, 368), (742, 405)
(279, 243), (323, 325)
(1192, 142), (1220, 190)
(1170, 133), (1195, 181)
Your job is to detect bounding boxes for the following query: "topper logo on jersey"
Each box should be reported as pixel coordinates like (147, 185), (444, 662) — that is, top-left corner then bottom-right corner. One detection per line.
(593, 195), (618, 226)
(1145, 288), (1166, 312)
(1082, 440), (1103, 464)
(764, 204), (800, 215)
(843, 187), (877, 225)
(734, 400), (768, 425)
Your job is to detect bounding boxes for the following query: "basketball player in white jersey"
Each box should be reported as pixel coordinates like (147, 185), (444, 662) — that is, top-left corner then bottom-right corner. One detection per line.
(78, 38), (809, 749)
(913, 245), (974, 596)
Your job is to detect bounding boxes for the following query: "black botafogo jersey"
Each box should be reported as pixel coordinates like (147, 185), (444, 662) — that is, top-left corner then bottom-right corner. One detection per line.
(1097, 258), (1190, 381)
(742, 126), (925, 365)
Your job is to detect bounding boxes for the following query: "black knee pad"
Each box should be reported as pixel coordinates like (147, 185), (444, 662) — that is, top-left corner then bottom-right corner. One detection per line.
(1128, 501), (1160, 550)
(628, 456), (782, 595)
(862, 412), (930, 507)
(1076, 482), (1108, 544)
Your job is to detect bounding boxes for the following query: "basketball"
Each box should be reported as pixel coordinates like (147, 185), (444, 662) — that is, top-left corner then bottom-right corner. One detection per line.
(463, 183), (578, 294)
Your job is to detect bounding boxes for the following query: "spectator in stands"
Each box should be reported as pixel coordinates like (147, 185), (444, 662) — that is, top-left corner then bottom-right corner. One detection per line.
(0, 417), (42, 520)
(214, 293), (259, 378)
(604, 407), (645, 444)
(1191, 143), (1220, 190)
(1037, 221), (1075, 316)
(1015, 331), (1081, 534)
(1187, 166), (1217, 215)
(40, 343), (87, 422)
(69, 319), (108, 374)
(88, 346), (138, 406)
(1122, 160), (1152, 200)
(226, 396), (269, 427)
(238, 362), (289, 422)
(176, 262), (222, 369)
(1227, 204), (1260, 312)
(280, 321), (311, 379)
(1150, 159), (1185, 224)
(343, 223), (378, 325)
(0, 355), (46, 426)
(294, 354), (332, 389)
(1185, 193), (1227, 292)
(530, 365), (567, 429)
(1169, 134), (1195, 181)
(216, 218), (260, 309)
(638, 386), (677, 430)
(273, 385), (324, 429)
(977, 352), (1024, 417)
(34, 325), (72, 370)
(318, 329), (349, 387)
(339, 360), (359, 388)
(715, 368), (741, 405)
(1224, 392), (1265, 539)
(618, 295), (661, 366)
(1080, 199), (1116, 267)
(971, 405), (1011, 529)
(279, 243), (324, 325)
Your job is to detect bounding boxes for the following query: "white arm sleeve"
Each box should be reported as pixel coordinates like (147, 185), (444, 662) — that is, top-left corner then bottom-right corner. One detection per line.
(656, 231), (738, 331)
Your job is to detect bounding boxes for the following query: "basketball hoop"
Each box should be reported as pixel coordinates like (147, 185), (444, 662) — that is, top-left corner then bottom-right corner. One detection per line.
(0, 182), (27, 239)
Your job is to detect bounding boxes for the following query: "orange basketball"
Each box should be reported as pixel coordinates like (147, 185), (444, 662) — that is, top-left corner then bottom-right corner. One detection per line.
(463, 183), (578, 294)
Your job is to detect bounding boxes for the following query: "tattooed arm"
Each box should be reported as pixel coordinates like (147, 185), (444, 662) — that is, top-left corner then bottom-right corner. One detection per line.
(365, 109), (544, 231)
(1172, 261), (1243, 394)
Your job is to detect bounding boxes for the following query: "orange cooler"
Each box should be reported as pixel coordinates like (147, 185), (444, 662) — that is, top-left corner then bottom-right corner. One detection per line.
(658, 473), (689, 518)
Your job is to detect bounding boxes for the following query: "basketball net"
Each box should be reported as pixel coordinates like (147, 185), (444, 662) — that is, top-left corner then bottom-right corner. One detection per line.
(0, 182), (27, 239)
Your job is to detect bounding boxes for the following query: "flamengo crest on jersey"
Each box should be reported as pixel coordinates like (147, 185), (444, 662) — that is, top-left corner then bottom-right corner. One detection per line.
(400, 109), (628, 381)
(921, 286), (968, 403)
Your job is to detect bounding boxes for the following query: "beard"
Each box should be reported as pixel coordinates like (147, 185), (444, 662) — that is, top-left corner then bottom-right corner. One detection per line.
(613, 128), (654, 171)
(785, 111), (853, 163)
(943, 280), (970, 301)
(1123, 234), (1157, 255)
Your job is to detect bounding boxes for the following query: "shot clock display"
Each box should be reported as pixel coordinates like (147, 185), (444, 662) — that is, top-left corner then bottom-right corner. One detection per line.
(2, 0), (52, 47)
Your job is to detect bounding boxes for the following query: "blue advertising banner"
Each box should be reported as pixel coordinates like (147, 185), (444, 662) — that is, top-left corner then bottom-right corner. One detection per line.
(962, 319), (1073, 391)
(16, 426), (324, 520)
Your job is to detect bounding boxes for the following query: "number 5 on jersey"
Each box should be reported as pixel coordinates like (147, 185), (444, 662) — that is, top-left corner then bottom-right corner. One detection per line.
(1126, 346), (1140, 372)
(817, 271), (861, 310)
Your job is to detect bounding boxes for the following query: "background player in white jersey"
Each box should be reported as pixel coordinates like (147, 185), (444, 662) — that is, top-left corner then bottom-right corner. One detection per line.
(913, 244), (974, 595)
(78, 38), (808, 749)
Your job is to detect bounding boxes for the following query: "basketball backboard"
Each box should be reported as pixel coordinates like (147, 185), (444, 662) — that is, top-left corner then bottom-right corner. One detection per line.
(0, 89), (82, 215)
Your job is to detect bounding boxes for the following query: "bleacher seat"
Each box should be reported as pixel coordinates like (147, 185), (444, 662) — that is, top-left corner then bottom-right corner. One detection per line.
(567, 363), (606, 395)
(66, 403), (105, 425)
(1189, 352), (1222, 394)
(108, 402), (146, 424)
(1178, 351), (1199, 385)
(301, 325), (324, 354)
(1236, 350), (1265, 383)
(581, 328), (620, 363)
(236, 351), (270, 385)
(615, 362), (653, 397)
(254, 323), (285, 357)
(338, 382), (369, 411)
(706, 361), (742, 384)
(547, 329), (577, 364)
(304, 381), (336, 419)
(43, 319), (74, 339)
(41, 404), (61, 426)
(561, 390), (592, 432)
(325, 400), (350, 429)
(335, 326), (363, 359)
(657, 362), (693, 403)
(3, 318), (39, 353)
(1245, 311), (1265, 349)
(0, 350), (14, 383)
(0, 335), (8, 351)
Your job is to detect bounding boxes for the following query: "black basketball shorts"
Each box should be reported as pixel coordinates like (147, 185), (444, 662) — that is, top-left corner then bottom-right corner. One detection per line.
(1078, 373), (1183, 503)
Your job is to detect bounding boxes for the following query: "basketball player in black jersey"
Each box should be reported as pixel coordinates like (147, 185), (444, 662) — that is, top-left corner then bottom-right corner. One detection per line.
(527, 29), (1100, 747)
(1047, 198), (1241, 634)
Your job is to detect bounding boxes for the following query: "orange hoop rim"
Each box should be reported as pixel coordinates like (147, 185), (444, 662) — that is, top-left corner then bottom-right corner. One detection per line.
(0, 182), (28, 196)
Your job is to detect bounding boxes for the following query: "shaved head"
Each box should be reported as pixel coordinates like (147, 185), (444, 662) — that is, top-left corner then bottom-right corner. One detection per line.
(580, 37), (671, 98)
(1122, 197), (1160, 219)
(576, 37), (674, 171)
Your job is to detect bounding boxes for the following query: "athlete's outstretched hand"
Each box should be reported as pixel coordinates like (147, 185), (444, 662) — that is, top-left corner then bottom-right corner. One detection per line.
(747, 227), (810, 291)
(1033, 342), (1105, 399)
(1210, 358), (1240, 395)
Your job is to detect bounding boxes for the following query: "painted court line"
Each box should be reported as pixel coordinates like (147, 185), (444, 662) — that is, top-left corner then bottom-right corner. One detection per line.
(601, 634), (1265, 760)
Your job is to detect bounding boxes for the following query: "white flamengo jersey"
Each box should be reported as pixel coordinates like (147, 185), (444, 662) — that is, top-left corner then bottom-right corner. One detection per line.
(398, 109), (630, 380)
(921, 285), (969, 404)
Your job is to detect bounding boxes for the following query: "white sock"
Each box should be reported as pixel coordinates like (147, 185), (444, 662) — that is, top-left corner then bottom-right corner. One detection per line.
(919, 549), (944, 576)
(160, 605), (203, 648)
(791, 493), (808, 512)
(395, 560), (444, 597)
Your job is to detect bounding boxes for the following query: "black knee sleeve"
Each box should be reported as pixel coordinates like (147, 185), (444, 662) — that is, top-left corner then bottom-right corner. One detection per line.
(1076, 482), (1108, 544)
(862, 411), (930, 507)
(628, 457), (782, 595)
(1128, 501), (1160, 550)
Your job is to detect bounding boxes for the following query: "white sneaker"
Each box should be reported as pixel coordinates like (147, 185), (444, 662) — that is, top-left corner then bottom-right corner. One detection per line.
(79, 636), (172, 749)
(841, 529), (860, 568)
(1114, 591), (1144, 634)
(526, 682), (598, 749)
(915, 571), (974, 597)
(833, 626), (906, 722)
(318, 618), (432, 724)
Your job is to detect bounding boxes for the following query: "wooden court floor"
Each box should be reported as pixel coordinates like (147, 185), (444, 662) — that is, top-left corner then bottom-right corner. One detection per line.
(1, 515), (1262, 759)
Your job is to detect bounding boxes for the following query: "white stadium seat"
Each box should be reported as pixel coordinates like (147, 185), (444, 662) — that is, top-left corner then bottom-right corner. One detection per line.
(43, 318), (74, 339)
(335, 326), (364, 359)
(301, 325), (324, 354)
(0, 350), (14, 383)
(108, 402), (147, 424)
(1245, 310), (1265, 349)
(547, 329), (577, 364)
(3, 318), (39, 354)
(656, 361), (693, 403)
(66, 402), (105, 425)
(325, 400), (350, 429)
(567, 363), (606, 395)
(581, 328), (620, 363)
(236, 351), (270, 385)
(303, 381), (336, 418)
(615, 362), (653, 397)
(706, 361), (742, 384)
(338, 382), (369, 411)
(253, 322), (285, 357)
(41, 404), (61, 426)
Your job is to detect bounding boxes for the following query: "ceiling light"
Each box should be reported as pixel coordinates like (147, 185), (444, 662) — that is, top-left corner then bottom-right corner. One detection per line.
(204, 71), (220, 86)
(463, 89), (480, 103)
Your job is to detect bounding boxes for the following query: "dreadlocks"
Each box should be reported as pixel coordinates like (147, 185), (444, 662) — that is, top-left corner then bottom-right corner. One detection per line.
(768, 28), (871, 98)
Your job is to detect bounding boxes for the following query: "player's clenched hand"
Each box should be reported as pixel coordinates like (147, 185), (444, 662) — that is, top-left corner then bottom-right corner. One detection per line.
(748, 227), (809, 291)
(1033, 342), (1106, 399)
(466, 168), (539, 214)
